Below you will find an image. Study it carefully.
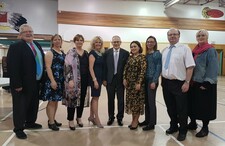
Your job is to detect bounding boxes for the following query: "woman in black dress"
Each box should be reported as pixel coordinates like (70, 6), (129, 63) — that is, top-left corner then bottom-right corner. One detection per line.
(88, 36), (104, 128)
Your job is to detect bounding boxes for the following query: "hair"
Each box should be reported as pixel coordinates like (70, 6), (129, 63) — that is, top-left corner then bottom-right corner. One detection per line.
(73, 34), (84, 42)
(90, 36), (103, 50)
(130, 41), (143, 54)
(167, 28), (180, 35)
(145, 36), (158, 51)
(51, 34), (62, 48)
(19, 24), (33, 34)
(196, 29), (209, 38)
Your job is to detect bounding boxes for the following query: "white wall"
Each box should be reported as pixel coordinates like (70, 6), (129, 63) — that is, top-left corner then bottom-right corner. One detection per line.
(58, 0), (225, 44)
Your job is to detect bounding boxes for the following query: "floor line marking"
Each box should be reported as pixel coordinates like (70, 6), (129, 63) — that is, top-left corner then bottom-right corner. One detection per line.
(158, 125), (184, 146)
(2, 133), (15, 146)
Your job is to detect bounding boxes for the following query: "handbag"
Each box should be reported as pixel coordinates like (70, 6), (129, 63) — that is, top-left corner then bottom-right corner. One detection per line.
(84, 86), (91, 107)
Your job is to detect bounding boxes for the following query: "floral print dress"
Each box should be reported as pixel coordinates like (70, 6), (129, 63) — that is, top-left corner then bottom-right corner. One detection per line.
(123, 54), (147, 115)
(41, 49), (65, 101)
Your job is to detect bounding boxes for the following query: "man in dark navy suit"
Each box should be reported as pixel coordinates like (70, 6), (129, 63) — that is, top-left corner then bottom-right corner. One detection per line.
(103, 36), (129, 126)
(7, 24), (45, 139)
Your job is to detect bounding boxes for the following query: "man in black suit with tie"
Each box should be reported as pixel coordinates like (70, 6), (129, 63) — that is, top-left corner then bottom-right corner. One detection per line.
(7, 24), (45, 139)
(103, 36), (129, 126)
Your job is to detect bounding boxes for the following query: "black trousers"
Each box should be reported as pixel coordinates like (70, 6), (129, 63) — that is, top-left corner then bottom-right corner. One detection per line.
(144, 79), (158, 126)
(106, 74), (124, 120)
(12, 82), (39, 132)
(162, 77), (188, 134)
(67, 74), (88, 121)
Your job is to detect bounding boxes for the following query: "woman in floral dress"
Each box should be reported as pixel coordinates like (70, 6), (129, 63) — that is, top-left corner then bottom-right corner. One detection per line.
(123, 41), (146, 130)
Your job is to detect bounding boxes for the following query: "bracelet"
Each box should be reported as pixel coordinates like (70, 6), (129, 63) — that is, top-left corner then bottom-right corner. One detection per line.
(93, 78), (97, 81)
(185, 80), (190, 84)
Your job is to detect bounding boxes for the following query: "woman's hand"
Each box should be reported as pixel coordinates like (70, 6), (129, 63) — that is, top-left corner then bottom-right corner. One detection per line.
(94, 80), (99, 89)
(135, 83), (141, 91)
(51, 80), (58, 90)
(68, 80), (75, 88)
(150, 83), (156, 90)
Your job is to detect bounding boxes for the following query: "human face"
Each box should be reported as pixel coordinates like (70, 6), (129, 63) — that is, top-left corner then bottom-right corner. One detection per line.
(167, 29), (180, 45)
(130, 43), (140, 56)
(146, 38), (156, 51)
(111, 36), (121, 49)
(52, 35), (62, 48)
(20, 26), (34, 43)
(75, 37), (84, 49)
(196, 32), (208, 45)
(94, 39), (102, 51)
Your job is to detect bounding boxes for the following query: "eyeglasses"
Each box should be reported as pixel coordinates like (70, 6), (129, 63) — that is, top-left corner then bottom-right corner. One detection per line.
(168, 33), (179, 36)
(197, 34), (206, 37)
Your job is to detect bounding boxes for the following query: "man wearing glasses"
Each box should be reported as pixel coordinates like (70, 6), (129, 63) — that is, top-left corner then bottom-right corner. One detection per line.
(7, 24), (45, 139)
(103, 35), (129, 126)
(161, 28), (195, 141)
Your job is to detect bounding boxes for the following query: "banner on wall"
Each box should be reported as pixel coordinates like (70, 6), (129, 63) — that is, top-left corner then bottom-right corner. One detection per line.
(0, 1), (27, 32)
(202, 7), (224, 20)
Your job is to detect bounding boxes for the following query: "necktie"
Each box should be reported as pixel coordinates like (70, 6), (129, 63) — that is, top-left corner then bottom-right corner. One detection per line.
(114, 50), (118, 74)
(30, 42), (37, 56)
(164, 45), (174, 69)
(30, 42), (42, 80)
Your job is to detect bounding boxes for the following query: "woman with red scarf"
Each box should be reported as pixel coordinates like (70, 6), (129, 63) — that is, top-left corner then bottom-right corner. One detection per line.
(188, 29), (218, 138)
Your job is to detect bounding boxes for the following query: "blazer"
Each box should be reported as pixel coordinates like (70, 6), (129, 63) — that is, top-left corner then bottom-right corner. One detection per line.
(7, 39), (45, 96)
(103, 48), (129, 84)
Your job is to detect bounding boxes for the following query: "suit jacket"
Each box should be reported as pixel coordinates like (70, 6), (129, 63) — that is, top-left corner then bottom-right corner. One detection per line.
(7, 39), (45, 97)
(103, 48), (129, 84)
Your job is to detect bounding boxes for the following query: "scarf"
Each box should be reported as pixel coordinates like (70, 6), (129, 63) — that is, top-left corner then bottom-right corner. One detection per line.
(192, 42), (213, 60)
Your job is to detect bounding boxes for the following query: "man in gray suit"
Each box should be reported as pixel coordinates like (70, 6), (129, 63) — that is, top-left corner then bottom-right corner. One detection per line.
(103, 36), (129, 126)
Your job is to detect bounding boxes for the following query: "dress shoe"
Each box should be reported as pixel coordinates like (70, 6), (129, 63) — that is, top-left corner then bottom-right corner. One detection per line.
(107, 118), (114, 126)
(187, 122), (197, 130)
(15, 131), (27, 139)
(76, 118), (84, 127)
(88, 117), (96, 125)
(196, 128), (209, 138)
(177, 133), (186, 141)
(128, 124), (131, 128)
(117, 120), (123, 126)
(54, 120), (62, 127)
(25, 123), (42, 129)
(138, 121), (148, 127)
(48, 123), (59, 131)
(166, 127), (178, 134)
(143, 125), (155, 131)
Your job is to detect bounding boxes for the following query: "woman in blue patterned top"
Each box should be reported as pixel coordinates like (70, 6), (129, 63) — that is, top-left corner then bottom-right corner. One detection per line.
(139, 36), (162, 131)
(41, 34), (65, 131)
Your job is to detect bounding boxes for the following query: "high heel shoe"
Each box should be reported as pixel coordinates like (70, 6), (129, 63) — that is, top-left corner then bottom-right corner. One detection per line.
(88, 117), (96, 125)
(54, 120), (62, 127)
(76, 118), (83, 127)
(48, 122), (59, 131)
(130, 124), (138, 130)
(68, 121), (75, 131)
(94, 119), (104, 128)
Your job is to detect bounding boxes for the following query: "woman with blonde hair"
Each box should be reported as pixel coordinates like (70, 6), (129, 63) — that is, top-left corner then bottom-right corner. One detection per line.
(88, 36), (104, 128)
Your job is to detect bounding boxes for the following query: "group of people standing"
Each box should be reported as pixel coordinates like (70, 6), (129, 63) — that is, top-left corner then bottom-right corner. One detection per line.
(7, 24), (218, 142)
